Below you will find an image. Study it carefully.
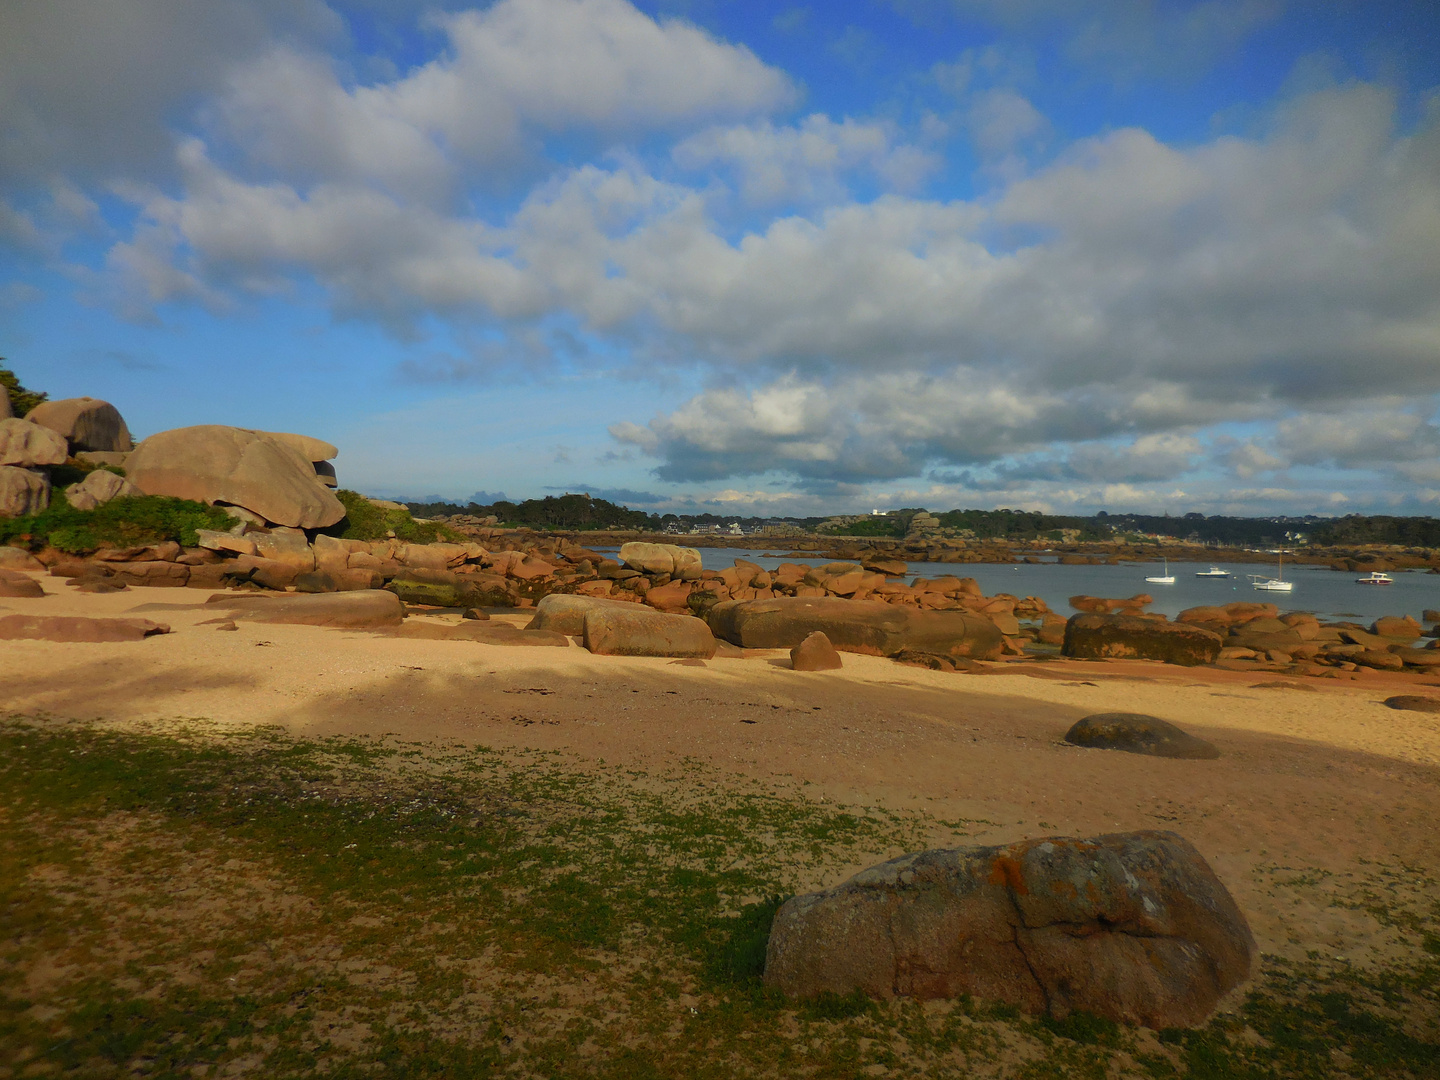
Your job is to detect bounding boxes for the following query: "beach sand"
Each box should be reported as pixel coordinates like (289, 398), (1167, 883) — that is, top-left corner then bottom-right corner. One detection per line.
(4, 575), (1439, 984)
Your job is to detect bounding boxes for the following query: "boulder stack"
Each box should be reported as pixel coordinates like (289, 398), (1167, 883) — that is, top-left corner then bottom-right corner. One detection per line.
(25, 397), (133, 453)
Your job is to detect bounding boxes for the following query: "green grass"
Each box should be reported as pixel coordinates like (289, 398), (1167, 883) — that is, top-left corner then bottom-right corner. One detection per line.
(327, 489), (465, 544)
(0, 495), (236, 553)
(1, 718), (1436, 1078)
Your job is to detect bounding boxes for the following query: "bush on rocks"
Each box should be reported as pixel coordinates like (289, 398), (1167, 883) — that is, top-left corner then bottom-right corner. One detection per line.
(0, 496), (237, 554)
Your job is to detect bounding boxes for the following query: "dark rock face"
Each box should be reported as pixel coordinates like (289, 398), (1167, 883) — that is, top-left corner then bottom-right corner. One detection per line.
(709, 597), (1002, 660)
(1063, 614), (1222, 666)
(1064, 713), (1220, 759)
(764, 831), (1255, 1029)
(1383, 695), (1440, 713)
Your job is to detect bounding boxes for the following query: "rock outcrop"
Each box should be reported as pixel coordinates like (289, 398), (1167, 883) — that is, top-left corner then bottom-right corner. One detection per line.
(618, 541), (703, 581)
(0, 466), (51, 517)
(709, 597), (1003, 660)
(0, 418), (68, 468)
(764, 830), (1255, 1028)
(25, 397), (133, 453)
(126, 425), (345, 529)
(791, 630), (843, 671)
(208, 590), (403, 628)
(64, 469), (139, 511)
(0, 568), (45, 597)
(526, 593), (638, 635)
(1063, 614), (1223, 666)
(1064, 713), (1220, 759)
(583, 605), (717, 658)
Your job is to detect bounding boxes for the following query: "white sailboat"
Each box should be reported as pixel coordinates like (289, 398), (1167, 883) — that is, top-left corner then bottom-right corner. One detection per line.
(1145, 557), (1175, 584)
(1250, 552), (1294, 593)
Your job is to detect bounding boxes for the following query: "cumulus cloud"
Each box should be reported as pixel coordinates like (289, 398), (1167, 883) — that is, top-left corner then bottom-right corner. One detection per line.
(215, 0), (793, 200)
(673, 115), (940, 203)
(0, 0), (340, 185)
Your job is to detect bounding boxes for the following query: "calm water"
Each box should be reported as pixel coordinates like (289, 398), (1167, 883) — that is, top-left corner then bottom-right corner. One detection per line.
(595, 548), (1440, 623)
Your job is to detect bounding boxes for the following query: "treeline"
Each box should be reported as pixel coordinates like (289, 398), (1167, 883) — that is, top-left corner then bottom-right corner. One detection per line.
(1307, 515), (1440, 547)
(406, 493), (655, 531)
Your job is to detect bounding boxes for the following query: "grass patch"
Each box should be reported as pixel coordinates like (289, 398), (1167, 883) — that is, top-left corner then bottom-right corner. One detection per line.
(0, 495), (236, 553)
(1, 718), (1436, 1078)
(326, 488), (465, 544)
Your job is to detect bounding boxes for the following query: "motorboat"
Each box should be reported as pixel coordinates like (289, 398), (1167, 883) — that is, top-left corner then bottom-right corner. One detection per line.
(1250, 552), (1294, 592)
(1356, 571), (1394, 585)
(1195, 566), (1231, 578)
(1144, 557), (1175, 584)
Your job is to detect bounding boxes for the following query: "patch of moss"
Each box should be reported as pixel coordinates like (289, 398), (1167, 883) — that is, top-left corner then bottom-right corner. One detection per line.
(0, 495), (236, 553)
(326, 489), (463, 544)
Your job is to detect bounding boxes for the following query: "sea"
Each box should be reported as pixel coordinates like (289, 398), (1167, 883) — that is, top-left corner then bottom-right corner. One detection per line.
(594, 549), (1440, 624)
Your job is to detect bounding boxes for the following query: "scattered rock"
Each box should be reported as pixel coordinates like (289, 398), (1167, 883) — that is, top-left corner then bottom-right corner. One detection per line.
(763, 830), (1255, 1028)
(791, 631), (843, 671)
(25, 397), (133, 453)
(862, 557), (908, 577)
(1372, 615), (1422, 640)
(461, 607), (490, 621)
(526, 593), (637, 635)
(618, 541), (703, 580)
(0, 546), (44, 571)
(64, 468), (139, 511)
(1069, 594), (1151, 614)
(0, 569), (44, 597)
(1383, 695), (1440, 713)
(195, 529), (258, 557)
(214, 620), (239, 631)
(126, 425), (345, 529)
(1063, 614), (1222, 667)
(0, 614), (169, 642)
(709, 597), (1003, 661)
(208, 590), (403, 628)
(1064, 713), (1220, 759)
(1354, 649), (1405, 671)
(669, 658), (706, 667)
(583, 606), (717, 658)
(0, 418), (69, 467)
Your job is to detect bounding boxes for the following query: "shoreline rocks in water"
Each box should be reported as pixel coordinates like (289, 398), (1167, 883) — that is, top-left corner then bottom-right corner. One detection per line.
(763, 830), (1255, 1029)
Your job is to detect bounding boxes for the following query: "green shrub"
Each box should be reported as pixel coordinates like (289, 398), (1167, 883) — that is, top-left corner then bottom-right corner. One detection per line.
(325, 489), (463, 544)
(0, 496), (236, 554)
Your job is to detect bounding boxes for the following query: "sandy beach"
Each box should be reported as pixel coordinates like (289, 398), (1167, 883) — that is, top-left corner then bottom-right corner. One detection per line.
(5, 573), (1439, 985)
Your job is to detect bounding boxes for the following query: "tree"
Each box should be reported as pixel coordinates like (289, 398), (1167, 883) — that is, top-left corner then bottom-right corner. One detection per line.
(0, 361), (48, 416)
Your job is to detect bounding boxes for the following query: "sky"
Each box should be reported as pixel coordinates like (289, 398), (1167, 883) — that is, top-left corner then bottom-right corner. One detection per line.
(2, 0), (1439, 518)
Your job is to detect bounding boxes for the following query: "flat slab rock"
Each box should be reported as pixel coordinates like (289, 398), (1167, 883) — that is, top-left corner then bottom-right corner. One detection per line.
(0, 614), (170, 642)
(1383, 695), (1440, 714)
(1065, 712), (1220, 759)
(206, 590), (403, 628)
(764, 830), (1255, 1029)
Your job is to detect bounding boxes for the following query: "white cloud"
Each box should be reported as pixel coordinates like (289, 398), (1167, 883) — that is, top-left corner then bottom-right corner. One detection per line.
(216, 0), (794, 200)
(673, 115), (940, 203)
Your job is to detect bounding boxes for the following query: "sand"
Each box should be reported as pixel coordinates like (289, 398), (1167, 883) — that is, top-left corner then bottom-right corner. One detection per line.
(3, 574), (1439, 982)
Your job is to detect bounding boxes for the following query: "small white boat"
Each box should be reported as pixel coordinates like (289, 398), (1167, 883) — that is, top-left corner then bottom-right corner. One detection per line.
(1250, 552), (1294, 592)
(1145, 557), (1175, 584)
(1356, 571), (1394, 585)
(1195, 566), (1231, 578)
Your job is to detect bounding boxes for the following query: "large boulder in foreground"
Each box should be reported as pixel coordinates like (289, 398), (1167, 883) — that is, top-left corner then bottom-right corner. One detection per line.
(1063, 614), (1222, 666)
(0, 614), (169, 642)
(709, 597), (1003, 661)
(583, 605), (716, 658)
(207, 590), (403, 628)
(1065, 713), (1220, 759)
(126, 425), (345, 529)
(764, 830), (1254, 1029)
(619, 541), (703, 581)
(25, 397), (133, 452)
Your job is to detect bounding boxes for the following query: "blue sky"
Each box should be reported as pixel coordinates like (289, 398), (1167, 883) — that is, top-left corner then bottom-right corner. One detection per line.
(3, 0), (1439, 517)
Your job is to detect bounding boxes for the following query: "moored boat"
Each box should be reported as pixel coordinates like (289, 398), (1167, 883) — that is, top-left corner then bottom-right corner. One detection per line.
(1195, 566), (1230, 578)
(1356, 571), (1394, 585)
